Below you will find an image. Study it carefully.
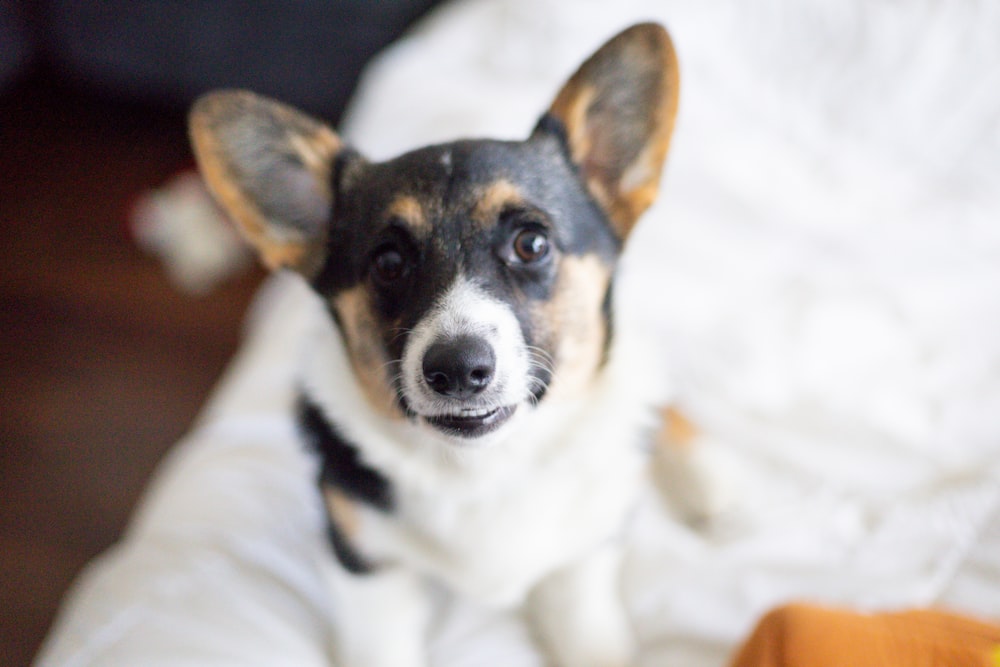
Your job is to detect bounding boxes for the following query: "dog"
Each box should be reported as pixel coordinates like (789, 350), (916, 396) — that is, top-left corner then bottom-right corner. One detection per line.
(190, 22), (691, 667)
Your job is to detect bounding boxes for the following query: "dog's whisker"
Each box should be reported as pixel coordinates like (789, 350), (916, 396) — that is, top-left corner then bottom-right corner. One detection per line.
(526, 358), (556, 380)
(526, 346), (556, 374)
(388, 327), (415, 345)
(525, 344), (555, 364)
(378, 358), (403, 375)
(524, 375), (551, 406)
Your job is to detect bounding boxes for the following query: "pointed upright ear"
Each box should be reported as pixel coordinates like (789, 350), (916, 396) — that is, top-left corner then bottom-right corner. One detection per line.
(543, 23), (679, 239)
(189, 90), (345, 277)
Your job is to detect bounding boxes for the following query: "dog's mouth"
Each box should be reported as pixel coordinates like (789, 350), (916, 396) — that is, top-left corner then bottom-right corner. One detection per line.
(423, 405), (517, 439)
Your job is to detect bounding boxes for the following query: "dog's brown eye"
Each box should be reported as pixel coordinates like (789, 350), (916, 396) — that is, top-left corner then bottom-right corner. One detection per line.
(512, 229), (550, 263)
(371, 247), (407, 285)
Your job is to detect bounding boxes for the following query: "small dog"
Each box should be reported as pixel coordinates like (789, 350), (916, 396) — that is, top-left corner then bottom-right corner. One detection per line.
(190, 22), (689, 667)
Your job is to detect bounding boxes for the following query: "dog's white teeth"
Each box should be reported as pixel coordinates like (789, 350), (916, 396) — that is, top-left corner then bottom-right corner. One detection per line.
(438, 408), (493, 418)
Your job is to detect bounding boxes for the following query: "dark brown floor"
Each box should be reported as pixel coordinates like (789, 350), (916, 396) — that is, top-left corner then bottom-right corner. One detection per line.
(0, 72), (265, 667)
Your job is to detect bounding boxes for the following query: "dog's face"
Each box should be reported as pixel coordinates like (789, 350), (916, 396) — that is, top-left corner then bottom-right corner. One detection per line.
(190, 23), (679, 443)
(320, 134), (622, 438)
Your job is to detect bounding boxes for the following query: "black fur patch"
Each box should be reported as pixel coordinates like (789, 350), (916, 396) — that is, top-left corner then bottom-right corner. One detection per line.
(324, 516), (373, 576)
(298, 396), (394, 510)
(531, 112), (573, 166)
(297, 395), (394, 574)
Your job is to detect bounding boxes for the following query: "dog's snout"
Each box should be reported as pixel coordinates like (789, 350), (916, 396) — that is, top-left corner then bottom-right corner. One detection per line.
(422, 335), (496, 399)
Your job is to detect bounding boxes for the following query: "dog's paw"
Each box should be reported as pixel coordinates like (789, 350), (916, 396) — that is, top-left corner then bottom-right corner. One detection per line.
(654, 434), (743, 526)
(321, 563), (431, 667)
(652, 408), (752, 531)
(528, 545), (637, 667)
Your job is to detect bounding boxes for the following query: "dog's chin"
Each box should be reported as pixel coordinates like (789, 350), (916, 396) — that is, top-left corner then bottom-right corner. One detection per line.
(421, 404), (518, 441)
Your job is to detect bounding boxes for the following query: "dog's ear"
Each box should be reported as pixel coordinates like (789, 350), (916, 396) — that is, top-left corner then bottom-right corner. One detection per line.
(189, 90), (345, 277)
(542, 23), (679, 239)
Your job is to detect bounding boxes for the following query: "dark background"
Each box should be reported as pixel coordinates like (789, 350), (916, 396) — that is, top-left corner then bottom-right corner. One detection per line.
(0, 2), (441, 664)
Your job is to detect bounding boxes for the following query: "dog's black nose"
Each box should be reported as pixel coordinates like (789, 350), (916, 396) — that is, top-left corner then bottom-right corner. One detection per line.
(422, 335), (495, 399)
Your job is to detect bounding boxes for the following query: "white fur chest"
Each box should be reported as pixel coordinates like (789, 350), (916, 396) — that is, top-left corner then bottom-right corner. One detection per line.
(377, 409), (649, 607)
(301, 291), (660, 607)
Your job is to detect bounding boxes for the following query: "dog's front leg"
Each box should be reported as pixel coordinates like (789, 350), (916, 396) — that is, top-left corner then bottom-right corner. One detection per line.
(322, 562), (431, 667)
(527, 542), (636, 667)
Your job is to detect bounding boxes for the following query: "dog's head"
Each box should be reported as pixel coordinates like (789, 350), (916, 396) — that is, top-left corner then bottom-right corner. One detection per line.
(190, 23), (678, 443)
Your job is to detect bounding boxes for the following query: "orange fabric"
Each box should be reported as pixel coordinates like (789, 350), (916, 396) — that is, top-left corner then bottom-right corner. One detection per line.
(729, 603), (1000, 667)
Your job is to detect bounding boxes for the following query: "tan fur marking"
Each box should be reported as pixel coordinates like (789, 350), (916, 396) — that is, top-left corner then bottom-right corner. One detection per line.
(657, 406), (698, 451)
(471, 180), (525, 228)
(289, 129), (340, 178)
(537, 254), (612, 399)
(333, 286), (402, 419)
(323, 487), (360, 538)
(387, 195), (430, 236)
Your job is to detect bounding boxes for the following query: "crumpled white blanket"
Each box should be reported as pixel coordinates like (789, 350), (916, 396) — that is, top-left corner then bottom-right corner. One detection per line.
(36, 1), (1000, 666)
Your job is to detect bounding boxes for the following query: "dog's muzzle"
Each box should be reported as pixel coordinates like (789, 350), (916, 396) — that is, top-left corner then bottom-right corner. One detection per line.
(419, 334), (516, 438)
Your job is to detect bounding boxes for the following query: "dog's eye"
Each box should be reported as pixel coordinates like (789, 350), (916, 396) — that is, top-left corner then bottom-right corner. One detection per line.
(511, 228), (550, 264)
(370, 246), (408, 285)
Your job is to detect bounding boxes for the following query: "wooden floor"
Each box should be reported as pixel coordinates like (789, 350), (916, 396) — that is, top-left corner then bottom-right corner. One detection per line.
(0, 72), (265, 666)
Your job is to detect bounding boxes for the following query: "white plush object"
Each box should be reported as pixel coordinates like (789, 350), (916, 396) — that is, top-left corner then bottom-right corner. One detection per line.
(131, 171), (253, 295)
(37, 1), (1000, 666)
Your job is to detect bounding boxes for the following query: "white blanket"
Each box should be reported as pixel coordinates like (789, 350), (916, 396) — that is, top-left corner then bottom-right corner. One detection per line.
(37, 1), (1000, 666)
